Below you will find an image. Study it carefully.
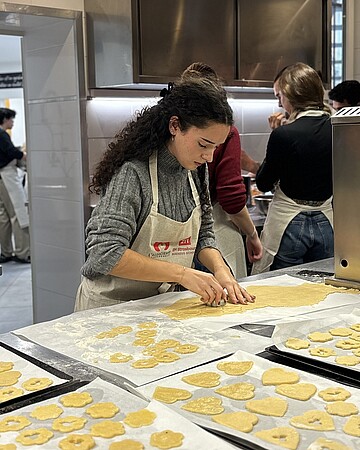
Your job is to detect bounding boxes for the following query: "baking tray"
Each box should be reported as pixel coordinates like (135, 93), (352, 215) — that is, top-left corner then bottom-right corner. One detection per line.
(0, 341), (77, 414)
(264, 345), (360, 389)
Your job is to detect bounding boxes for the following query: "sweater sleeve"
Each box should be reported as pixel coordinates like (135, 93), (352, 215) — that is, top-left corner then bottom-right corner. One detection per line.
(82, 163), (150, 278)
(210, 127), (247, 214)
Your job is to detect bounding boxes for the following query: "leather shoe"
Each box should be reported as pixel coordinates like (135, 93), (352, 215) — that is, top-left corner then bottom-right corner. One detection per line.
(0, 254), (13, 263)
(12, 256), (31, 264)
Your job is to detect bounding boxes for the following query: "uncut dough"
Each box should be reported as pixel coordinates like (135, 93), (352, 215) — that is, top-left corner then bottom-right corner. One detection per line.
(160, 284), (356, 320)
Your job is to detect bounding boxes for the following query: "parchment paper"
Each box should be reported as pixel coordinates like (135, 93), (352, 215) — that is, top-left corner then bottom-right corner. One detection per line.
(137, 350), (360, 450)
(273, 307), (360, 375)
(13, 309), (246, 387)
(0, 377), (236, 449)
(0, 346), (69, 404)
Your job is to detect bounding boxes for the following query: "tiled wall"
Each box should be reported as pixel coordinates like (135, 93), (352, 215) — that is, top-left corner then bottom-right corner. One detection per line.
(86, 96), (279, 192)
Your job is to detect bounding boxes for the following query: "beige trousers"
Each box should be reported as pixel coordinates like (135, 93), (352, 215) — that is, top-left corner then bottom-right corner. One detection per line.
(0, 179), (30, 259)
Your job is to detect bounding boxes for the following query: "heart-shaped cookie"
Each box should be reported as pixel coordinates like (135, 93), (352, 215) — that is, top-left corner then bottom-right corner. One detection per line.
(181, 396), (224, 415)
(307, 437), (353, 450)
(275, 383), (317, 401)
(215, 382), (255, 400)
(212, 411), (258, 433)
(254, 426), (300, 450)
(262, 368), (300, 386)
(343, 415), (360, 437)
(245, 397), (288, 417)
(290, 410), (335, 431)
(216, 361), (253, 376)
(152, 386), (192, 404)
(181, 372), (221, 388)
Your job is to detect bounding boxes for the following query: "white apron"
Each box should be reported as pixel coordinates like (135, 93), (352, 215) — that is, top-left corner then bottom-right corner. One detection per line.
(251, 186), (333, 274)
(0, 160), (29, 228)
(75, 152), (202, 310)
(212, 202), (246, 279)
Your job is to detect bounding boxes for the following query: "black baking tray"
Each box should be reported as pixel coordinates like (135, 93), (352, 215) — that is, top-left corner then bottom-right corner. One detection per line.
(263, 345), (360, 389)
(0, 341), (83, 414)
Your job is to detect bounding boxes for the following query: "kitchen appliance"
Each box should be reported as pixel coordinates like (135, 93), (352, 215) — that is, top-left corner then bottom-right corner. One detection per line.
(327, 106), (360, 288)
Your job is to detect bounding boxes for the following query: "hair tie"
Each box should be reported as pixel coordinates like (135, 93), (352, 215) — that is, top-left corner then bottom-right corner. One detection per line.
(160, 82), (174, 98)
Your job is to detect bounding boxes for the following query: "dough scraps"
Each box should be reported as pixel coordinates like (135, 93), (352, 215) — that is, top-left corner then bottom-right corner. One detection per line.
(150, 430), (184, 449)
(343, 416), (360, 437)
(285, 338), (310, 350)
(245, 397), (288, 417)
(16, 427), (54, 445)
(109, 440), (144, 450)
(275, 383), (317, 401)
(58, 433), (95, 450)
(30, 404), (64, 420)
(216, 361), (253, 376)
(254, 426), (300, 450)
(262, 367), (300, 385)
(22, 377), (53, 391)
(290, 410), (335, 431)
(181, 396), (224, 415)
(212, 411), (258, 433)
(52, 416), (87, 432)
(181, 372), (221, 388)
(159, 284), (356, 320)
(124, 408), (157, 427)
(215, 382), (255, 400)
(318, 387), (351, 402)
(60, 392), (93, 407)
(153, 386), (192, 404)
(90, 420), (125, 438)
(86, 402), (119, 418)
(325, 401), (359, 416)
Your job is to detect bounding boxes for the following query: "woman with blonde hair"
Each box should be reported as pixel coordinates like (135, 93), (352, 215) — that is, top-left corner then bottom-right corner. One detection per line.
(252, 63), (333, 273)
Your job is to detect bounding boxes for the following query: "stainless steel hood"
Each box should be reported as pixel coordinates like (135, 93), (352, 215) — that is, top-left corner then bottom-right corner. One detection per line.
(85, 0), (331, 90)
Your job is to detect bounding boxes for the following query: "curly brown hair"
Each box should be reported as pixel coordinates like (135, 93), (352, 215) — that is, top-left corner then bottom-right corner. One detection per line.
(90, 78), (233, 195)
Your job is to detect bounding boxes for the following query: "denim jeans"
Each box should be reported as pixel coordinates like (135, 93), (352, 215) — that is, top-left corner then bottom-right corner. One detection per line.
(271, 211), (334, 271)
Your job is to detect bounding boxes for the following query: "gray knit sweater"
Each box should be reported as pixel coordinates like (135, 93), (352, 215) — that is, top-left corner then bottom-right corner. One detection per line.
(81, 147), (217, 280)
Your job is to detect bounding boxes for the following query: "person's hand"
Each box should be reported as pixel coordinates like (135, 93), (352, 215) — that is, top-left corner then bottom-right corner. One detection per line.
(246, 232), (263, 263)
(212, 266), (256, 305)
(179, 267), (228, 306)
(268, 112), (287, 130)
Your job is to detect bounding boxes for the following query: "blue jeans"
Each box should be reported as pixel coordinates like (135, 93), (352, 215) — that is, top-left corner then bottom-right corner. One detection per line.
(271, 211), (334, 271)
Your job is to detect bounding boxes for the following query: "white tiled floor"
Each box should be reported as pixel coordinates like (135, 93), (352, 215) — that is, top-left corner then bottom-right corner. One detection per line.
(0, 261), (33, 334)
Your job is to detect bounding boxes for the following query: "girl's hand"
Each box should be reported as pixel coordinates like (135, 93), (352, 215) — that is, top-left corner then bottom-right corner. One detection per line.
(213, 266), (256, 305)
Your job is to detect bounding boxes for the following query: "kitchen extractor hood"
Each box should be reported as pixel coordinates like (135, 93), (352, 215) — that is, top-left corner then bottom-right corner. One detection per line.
(85, 0), (331, 90)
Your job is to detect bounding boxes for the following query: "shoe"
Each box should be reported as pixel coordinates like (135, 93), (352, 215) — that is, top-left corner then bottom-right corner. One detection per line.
(0, 254), (13, 263)
(12, 256), (31, 264)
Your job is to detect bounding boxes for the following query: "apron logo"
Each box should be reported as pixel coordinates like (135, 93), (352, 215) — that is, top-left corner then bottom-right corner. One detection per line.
(153, 241), (170, 252)
(179, 236), (191, 246)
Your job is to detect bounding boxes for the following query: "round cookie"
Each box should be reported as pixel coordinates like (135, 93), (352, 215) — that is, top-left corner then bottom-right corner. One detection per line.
(150, 430), (184, 449)
(335, 340), (360, 350)
(0, 361), (14, 373)
(60, 392), (93, 407)
(173, 344), (199, 354)
(0, 386), (24, 402)
(135, 329), (157, 338)
(22, 377), (53, 391)
(31, 404), (63, 420)
(0, 370), (21, 386)
(132, 338), (155, 347)
(350, 323), (360, 332)
(153, 352), (180, 363)
(307, 331), (333, 342)
(309, 347), (337, 357)
(16, 428), (53, 445)
(131, 358), (158, 369)
(59, 433), (95, 450)
(335, 355), (360, 366)
(329, 327), (353, 337)
(86, 402), (119, 419)
(0, 415), (31, 431)
(285, 338), (310, 350)
(325, 401), (359, 417)
(90, 420), (125, 438)
(124, 409), (157, 427)
(52, 416), (87, 432)
(318, 387), (351, 402)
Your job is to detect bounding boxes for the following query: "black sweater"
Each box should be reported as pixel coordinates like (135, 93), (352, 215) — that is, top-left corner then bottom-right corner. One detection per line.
(0, 128), (23, 169)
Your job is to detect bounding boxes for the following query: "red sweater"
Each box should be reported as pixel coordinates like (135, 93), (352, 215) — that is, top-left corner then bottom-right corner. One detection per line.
(208, 125), (247, 215)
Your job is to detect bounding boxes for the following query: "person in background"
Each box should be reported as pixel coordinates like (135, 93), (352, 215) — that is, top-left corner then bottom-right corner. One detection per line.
(328, 79), (360, 111)
(268, 66), (290, 130)
(251, 63), (334, 274)
(75, 78), (256, 311)
(181, 63), (263, 278)
(0, 108), (30, 264)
